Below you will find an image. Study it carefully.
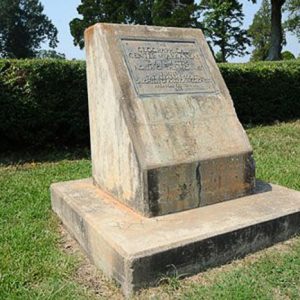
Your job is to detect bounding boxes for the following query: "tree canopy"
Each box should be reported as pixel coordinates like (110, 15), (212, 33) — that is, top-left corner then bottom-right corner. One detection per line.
(248, 0), (272, 61)
(248, 0), (300, 60)
(0, 0), (58, 58)
(281, 50), (296, 59)
(70, 0), (200, 49)
(285, 0), (300, 40)
(70, 0), (251, 62)
(152, 0), (200, 27)
(36, 50), (66, 59)
(200, 0), (250, 62)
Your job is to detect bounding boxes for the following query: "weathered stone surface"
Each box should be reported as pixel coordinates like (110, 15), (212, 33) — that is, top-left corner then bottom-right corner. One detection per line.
(85, 24), (255, 216)
(51, 178), (300, 297)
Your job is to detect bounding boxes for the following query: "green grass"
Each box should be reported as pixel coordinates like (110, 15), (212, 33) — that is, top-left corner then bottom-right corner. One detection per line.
(247, 121), (300, 190)
(181, 243), (300, 299)
(0, 121), (299, 299)
(0, 148), (95, 299)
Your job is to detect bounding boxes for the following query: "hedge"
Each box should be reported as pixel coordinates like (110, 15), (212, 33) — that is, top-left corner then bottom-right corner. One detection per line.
(0, 59), (299, 151)
(0, 60), (88, 151)
(220, 60), (300, 124)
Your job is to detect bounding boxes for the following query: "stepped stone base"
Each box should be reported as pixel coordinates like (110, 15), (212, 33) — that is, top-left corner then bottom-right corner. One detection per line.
(51, 179), (300, 297)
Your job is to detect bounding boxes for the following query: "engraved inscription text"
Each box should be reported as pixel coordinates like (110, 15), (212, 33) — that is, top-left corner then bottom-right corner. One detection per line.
(121, 38), (216, 96)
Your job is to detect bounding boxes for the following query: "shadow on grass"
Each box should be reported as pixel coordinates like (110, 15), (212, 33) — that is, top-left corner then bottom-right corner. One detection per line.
(0, 146), (91, 166)
(254, 180), (272, 193)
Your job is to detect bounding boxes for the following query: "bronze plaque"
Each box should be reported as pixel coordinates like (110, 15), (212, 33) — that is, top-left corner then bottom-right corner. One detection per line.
(120, 38), (217, 97)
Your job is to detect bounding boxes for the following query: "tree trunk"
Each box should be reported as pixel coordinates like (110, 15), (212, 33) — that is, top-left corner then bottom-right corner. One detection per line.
(221, 47), (226, 62)
(221, 21), (227, 62)
(267, 0), (285, 61)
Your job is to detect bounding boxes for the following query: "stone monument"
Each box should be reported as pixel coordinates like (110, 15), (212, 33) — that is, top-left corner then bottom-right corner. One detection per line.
(51, 24), (300, 297)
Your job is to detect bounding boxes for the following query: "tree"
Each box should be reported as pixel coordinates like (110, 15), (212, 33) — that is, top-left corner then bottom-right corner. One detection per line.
(249, 0), (287, 61)
(69, 0), (199, 49)
(284, 0), (300, 40)
(248, 0), (300, 60)
(36, 50), (65, 59)
(0, 0), (58, 58)
(281, 50), (296, 59)
(248, 0), (272, 61)
(214, 51), (224, 62)
(70, 0), (137, 49)
(248, 0), (286, 60)
(200, 0), (250, 62)
(152, 0), (200, 27)
(267, 0), (285, 60)
(132, 0), (154, 25)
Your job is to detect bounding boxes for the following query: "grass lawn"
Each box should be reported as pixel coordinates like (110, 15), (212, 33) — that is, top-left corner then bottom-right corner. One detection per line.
(0, 121), (299, 299)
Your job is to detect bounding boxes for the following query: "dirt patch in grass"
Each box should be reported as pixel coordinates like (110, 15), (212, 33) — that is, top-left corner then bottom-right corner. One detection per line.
(59, 224), (124, 299)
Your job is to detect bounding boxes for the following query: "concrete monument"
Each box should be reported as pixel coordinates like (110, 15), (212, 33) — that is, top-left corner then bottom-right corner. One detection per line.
(85, 24), (255, 216)
(51, 24), (300, 297)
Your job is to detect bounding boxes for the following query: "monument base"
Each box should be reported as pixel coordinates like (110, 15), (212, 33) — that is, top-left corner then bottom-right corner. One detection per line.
(51, 179), (300, 297)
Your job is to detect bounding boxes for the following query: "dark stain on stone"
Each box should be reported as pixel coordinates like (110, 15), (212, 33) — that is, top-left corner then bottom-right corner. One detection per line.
(244, 153), (256, 192)
(131, 212), (300, 287)
(147, 169), (160, 216)
(196, 162), (201, 207)
(179, 183), (188, 201)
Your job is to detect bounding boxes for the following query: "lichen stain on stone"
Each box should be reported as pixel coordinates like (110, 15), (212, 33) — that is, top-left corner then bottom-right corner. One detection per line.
(178, 183), (189, 201)
(147, 169), (160, 216)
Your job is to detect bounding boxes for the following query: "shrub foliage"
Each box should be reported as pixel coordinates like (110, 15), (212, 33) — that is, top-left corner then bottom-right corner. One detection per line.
(0, 59), (299, 150)
(0, 60), (88, 150)
(220, 61), (300, 124)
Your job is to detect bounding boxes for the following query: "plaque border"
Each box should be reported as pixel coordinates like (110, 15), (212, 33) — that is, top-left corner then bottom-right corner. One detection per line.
(119, 36), (218, 97)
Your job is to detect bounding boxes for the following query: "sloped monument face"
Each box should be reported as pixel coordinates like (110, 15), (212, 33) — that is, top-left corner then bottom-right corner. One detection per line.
(85, 23), (255, 217)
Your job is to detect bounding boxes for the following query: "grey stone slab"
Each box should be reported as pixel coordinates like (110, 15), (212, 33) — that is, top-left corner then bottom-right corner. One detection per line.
(51, 178), (300, 297)
(85, 24), (255, 216)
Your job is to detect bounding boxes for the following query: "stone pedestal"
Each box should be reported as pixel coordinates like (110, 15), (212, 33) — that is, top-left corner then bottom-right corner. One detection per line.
(51, 23), (300, 297)
(51, 179), (300, 297)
